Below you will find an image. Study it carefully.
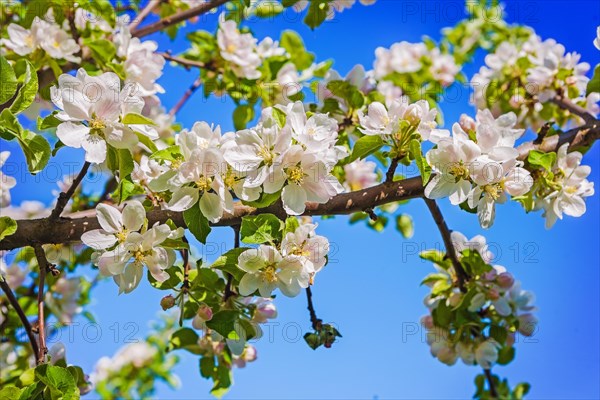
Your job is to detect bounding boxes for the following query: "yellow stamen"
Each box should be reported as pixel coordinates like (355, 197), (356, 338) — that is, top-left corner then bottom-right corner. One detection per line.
(287, 166), (305, 185)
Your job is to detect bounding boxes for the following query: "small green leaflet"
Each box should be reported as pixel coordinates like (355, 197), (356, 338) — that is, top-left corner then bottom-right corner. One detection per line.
(183, 201), (211, 244)
(349, 135), (384, 162)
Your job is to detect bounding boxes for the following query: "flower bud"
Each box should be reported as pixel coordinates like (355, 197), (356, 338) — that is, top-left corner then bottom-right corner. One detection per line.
(197, 304), (213, 322)
(475, 340), (499, 369)
(448, 292), (462, 307)
(421, 315), (434, 330)
(437, 346), (458, 366)
(518, 313), (538, 337)
(496, 272), (515, 289)
(487, 287), (500, 301)
(404, 104), (423, 126)
(160, 295), (176, 311)
(506, 332), (516, 347)
(459, 114), (476, 132)
(254, 302), (277, 323)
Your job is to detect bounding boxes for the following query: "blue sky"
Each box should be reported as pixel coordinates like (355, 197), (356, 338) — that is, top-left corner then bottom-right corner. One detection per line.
(3, 0), (600, 398)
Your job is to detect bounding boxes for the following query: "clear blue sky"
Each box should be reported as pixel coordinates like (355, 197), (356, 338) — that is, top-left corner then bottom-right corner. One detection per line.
(3, 1), (599, 398)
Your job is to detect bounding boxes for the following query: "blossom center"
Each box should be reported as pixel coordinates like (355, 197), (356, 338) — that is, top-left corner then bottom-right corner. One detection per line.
(226, 43), (237, 53)
(262, 265), (277, 283)
(116, 229), (129, 243)
(196, 176), (213, 191)
(287, 166), (305, 185)
(90, 116), (106, 131)
(257, 146), (274, 165)
(484, 182), (504, 200)
(448, 161), (470, 180)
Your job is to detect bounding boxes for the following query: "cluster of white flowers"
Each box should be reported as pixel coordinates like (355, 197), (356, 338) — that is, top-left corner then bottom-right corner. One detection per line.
(472, 34), (596, 126)
(373, 41), (460, 86)
(421, 231), (537, 368)
(425, 110), (534, 229)
(358, 98), (446, 144)
(224, 102), (345, 215)
(0, 257), (26, 290)
(51, 69), (158, 164)
(82, 201), (183, 294)
(114, 16), (165, 97)
(539, 143), (595, 228)
(237, 218), (330, 298)
(0, 152), (16, 208)
(217, 18), (282, 80)
(46, 277), (82, 324)
(91, 342), (158, 384)
(2, 15), (80, 62)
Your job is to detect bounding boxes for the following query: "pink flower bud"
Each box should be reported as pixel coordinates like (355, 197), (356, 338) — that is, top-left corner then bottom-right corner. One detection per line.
(437, 346), (458, 366)
(487, 287), (500, 301)
(496, 272), (515, 289)
(160, 295), (176, 311)
(459, 114), (476, 132)
(197, 304), (213, 322)
(506, 332), (516, 347)
(421, 315), (434, 330)
(518, 314), (538, 337)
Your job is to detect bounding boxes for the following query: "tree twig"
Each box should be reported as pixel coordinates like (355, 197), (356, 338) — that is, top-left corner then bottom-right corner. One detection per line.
(132, 0), (231, 38)
(129, 0), (162, 32)
(49, 162), (91, 220)
(1, 177), (425, 251)
(551, 95), (596, 123)
(0, 279), (40, 360)
(223, 225), (240, 301)
(423, 198), (468, 291)
(483, 368), (498, 398)
(33, 244), (51, 364)
(169, 77), (203, 117)
(305, 287), (322, 330)
(386, 157), (399, 182)
(161, 53), (208, 70)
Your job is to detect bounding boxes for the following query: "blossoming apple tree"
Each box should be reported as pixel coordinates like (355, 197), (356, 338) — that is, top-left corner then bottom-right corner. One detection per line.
(0, 0), (598, 398)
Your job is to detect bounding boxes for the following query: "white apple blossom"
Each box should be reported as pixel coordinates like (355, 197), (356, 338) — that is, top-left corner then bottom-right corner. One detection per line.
(293, 0), (377, 20)
(2, 17), (80, 62)
(114, 18), (165, 97)
(237, 245), (308, 297)
(281, 219), (330, 275)
(450, 231), (494, 264)
(91, 342), (157, 383)
(217, 18), (261, 79)
(595, 26), (600, 51)
(50, 69), (157, 164)
(74, 8), (112, 32)
(0, 152), (16, 208)
(82, 201), (181, 294)
(429, 48), (460, 87)
(468, 156), (533, 228)
(0, 258), (26, 289)
(475, 339), (500, 369)
(46, 277), (82, 324)
(256, 37), (287, 59)
(232, 345), (257, 368)
(374, 41), (427, 78)
(425, 125), (481, 205)
(541, 144), (594, 228)
(426, 327), (457, 366)
(343, 159), (378, 191)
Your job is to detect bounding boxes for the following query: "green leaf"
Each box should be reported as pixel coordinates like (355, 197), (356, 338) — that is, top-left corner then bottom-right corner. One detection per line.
(150, 145), (183, 162)
(280, 30), (315, 70)
(304, 0), (330, 29)
(527, 150), (556, 171)
(586, 64), (600, 94)
(240, 214), (283, 244)
(9, 60), (38, 115)
(489, 325), (508, 345)
(0, 386), (22, 400)
(183, 201), (211, 244)
(210, 364), (232, 398)
(111, 179), (145, 204)
(0, 55), (17, 104)
(409, 139), (431, 183)
(496, 345), (515, 365)
(121, 112), (156, 126)
(38, 112), (62, 131)
(396, 214), (414, 239)
(210, 247), (250, 282)
(241, 190), (280, 208)
(327, 80), (364, 109)
(232, 105), (254, 130)
(0, 217), (17, 241)
(135, 131), (159, 153)
(304, 332), (321, 350)
(349, 135), (384, 162)
(200, 356), (216, 379)
(83, 38), (116, 64)
(169, 328), (200, 353)
(18, 130), (51, 174)
(284, 216), (300, 234)
(205, 310), (239, 338)
(148, 265), (183, 290)
(117, 148), (134, 178)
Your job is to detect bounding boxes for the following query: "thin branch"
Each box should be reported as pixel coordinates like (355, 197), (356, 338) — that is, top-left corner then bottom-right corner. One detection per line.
(0, 279), (40, 360)
(49, 162), (91, 220)
(483, 368), (498, 398)
(132, 0), (231, 38)
(129, 0), (162, 32)
(305, 287), (322, 330)
(1, 177), (425, 251)
(423, 198), (468, 291)
(386, 157), (399, 182)
(551, 95), (596, 123)
(169, 77), (203, 117)
(161, 53), (208, 70)
(224, 225), (240, 301)
(33, 244), (51, 364)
